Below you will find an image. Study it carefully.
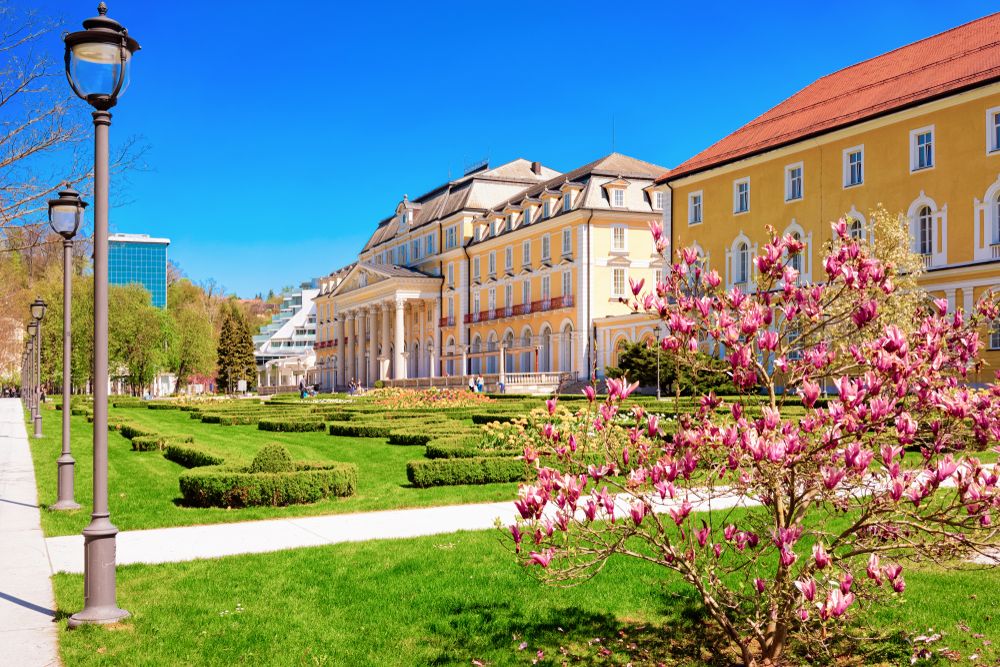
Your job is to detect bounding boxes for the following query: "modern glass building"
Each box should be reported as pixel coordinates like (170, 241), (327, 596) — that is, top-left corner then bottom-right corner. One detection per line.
(108, 233), (170, 308)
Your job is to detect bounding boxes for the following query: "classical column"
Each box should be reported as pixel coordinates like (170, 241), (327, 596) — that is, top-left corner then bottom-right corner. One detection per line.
(358, 311), (368, 387)
(430, 299), (440, 378)
(393, 298), (406, 380)
(380, 302), (391, 380)
(334, 315), (344, 390)
(345, 311), (355, 385)
(418, 302), (427, 378)
(367, 307), (378, 386)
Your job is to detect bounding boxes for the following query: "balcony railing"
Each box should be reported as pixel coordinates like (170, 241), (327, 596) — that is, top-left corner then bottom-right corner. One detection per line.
(920, 253), (932, 269)
(439, 316), (455, 327)
(461, 294), (574, 325)
(990, 243), (1000, 260)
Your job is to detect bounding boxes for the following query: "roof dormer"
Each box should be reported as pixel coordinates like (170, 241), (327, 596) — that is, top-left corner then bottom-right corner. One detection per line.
(394, 195), (421, 234)
(560, 180), (584, 212)
(602, 176), (631, 208)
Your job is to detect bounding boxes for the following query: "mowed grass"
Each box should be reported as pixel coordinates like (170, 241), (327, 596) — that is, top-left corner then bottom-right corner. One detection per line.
(30, 405), (517, 537)
(52, 528), (1000, 667)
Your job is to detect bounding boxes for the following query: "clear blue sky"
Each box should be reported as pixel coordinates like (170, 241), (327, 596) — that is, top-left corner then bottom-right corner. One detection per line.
(30, 0), (1000, 297)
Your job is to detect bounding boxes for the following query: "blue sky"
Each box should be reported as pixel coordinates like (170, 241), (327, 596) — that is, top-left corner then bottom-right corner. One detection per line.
(30, 0), (1000, 297)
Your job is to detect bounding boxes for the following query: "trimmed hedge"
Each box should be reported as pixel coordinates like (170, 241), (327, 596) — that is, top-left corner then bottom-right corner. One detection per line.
(248, 444), (294, 473)
(178, 462), (357, 507)
(471, 413), (520, 425)
(328, 422), (393, 438)
(406, 457), (530, 488)
(146, 402), (181, 410)
(258, 418), (326, 433)
(163, 444), (224, 468)
(119, 423), (155, 440)
(130, 433), (194, 452)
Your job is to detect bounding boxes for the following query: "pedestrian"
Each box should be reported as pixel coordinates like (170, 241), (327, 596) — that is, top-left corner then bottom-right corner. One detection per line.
(298, 378), (306, 399)
(476, 374), (484, 393)
(468, 376), (475, 392)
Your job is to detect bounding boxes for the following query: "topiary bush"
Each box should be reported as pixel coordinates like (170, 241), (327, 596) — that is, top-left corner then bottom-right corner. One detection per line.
(163, 444), (224, 468)
(247, 444), (295, 474)
(130, 433), (194, 452)
(257, 418), (326, 433)
(406, 457), (530, 487)
(178, 461), (357, 507)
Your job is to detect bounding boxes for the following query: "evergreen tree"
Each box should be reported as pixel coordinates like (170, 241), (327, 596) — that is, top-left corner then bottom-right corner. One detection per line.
(215, 303), (257, 392)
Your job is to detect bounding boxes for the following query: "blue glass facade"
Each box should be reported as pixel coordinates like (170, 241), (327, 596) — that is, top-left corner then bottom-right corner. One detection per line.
(108, 235), (169, 308)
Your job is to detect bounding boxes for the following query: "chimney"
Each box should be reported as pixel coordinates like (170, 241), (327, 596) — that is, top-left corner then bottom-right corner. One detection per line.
(531, 161), (542, 175)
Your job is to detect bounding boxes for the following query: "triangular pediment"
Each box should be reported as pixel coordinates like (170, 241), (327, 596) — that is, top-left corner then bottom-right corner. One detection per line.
(330, 262), (441, 298)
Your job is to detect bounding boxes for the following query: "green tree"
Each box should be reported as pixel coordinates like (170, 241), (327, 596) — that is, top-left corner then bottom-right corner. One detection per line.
(109, 285), (170, 396)
(166, 280), (216, 392)
(216, 303), (256, 393)
(606, 339), (737, 396)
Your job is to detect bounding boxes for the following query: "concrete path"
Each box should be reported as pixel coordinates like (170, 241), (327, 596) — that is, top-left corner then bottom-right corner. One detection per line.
(45, 489), (752, 574)
(0, 398), (60, 667)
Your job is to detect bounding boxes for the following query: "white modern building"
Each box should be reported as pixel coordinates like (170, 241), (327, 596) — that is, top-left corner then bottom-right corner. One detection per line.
(254, 284), (320, 392)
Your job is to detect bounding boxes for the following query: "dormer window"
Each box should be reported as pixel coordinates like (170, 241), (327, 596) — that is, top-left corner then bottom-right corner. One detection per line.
(506, 213), (514, 231)
(543, 200), (551, 218)
(522, 207), (532, 225)
(563, 194), (572, 212)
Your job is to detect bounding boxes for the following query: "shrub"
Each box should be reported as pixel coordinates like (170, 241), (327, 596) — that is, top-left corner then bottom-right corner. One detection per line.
(119, 423), (155, 440)
(71, 407), (91, 416)
(247, 444), (295, 474)
(406, 457), (530, 487)
(424, 435), (493, 459)
(178, 462), (357, 507)
(328, 422), (393, 438)
(146, 402), (181, 410)
(258, 418), (326, 433)
(130, 433), (194, 451)
(163, 444), (224, 468)
(471, 413), (519, 425)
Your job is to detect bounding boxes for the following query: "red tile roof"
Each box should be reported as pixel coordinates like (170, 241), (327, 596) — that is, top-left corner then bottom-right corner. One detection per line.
(660, 12), (1000, 183)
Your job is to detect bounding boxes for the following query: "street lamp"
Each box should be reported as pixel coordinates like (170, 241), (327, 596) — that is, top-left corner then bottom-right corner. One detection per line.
(49, 187), (87, 511)
(63, 2), (139, 628)
(25, 327), (35, 416)
(30, 298), (47, 438)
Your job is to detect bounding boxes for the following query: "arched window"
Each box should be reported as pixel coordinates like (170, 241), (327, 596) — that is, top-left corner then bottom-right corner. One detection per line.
(538, 326), (552, 372)
(917, 205), (933, 255)
(735, 242), (749, 284)
(849, 219), (863, 240)
(993, 193), (1000, 245)
(789, 232), (803, 273)
(559, 324), (574, 373)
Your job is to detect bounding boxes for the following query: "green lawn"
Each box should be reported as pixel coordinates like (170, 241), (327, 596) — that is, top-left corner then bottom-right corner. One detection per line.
(30, 405), (517, 537)
(52, 528), (1000, 666)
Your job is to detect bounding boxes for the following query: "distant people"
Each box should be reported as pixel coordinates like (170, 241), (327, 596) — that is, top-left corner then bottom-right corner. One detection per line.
(468, 376), (475, 392)
(299, 379), (307, 399)
(498, 380), (505, 394)
(476, 375), (484, 393)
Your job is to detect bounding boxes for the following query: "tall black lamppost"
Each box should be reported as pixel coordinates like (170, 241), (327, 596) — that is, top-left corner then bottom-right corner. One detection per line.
(49, 187), (87, 511)
(30, 298), (47, 438)
(63, 2), (139, 628)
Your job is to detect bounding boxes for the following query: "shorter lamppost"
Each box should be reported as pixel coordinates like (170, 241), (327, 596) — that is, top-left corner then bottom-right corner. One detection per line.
(49, 187), (86, 510)
(26, 323), (37, 420)
(30, 298), (47, 438)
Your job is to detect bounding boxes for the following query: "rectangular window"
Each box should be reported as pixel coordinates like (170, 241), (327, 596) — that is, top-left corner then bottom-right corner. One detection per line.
(488, 288), (496, 312)
(734, 178), (749, 213)
(505, 283), (513, 307)
(612, 189), (625, 207)
(612, 226), (626, 251)
(562, 228), (572, 255)
(447, 298), (454, 320)
(988, 107), (1000, 154)
(562, 270), (572, 296)
(911, 126), (934, 171)
(612, 268), (626, 297)
(522, 240), (530, 265)
(688, 191), (703, 225)
(411, 239), (420, 259)
(654, 190), (665, 210)
(446, 226), (458, 249)
(488, 251), (496, 276)
(522, 280), (530, 304)
(563, 193), (572, 212)
(506, 214), (514, 231)
(541, 275), (550, 301)
(505, 246), (513, 271)
(543, 200), (552, 218)
(473, 256), (480, 281)
(522, 208), (531, 225)
(785, 163), (803, 201)
(654, 268), (664, 285)
(541, 235), (551, 260)
(473, 292), (480, 315)
(844, 146), (864, 187)
(991, 321), (1000, 350)
(447, 263), (454, 288)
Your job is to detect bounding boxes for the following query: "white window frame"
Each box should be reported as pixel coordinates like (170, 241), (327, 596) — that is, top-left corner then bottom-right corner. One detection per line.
(562, 228), (572, 256)
(447, 263), (454, 288)
(473, 256), (480, 281)
(688, 191), (703, 225)
(411, 239), (420, 259)
(505, 246), (513, 271)
(488, 251), (496, 276)
(654, 190), (665, 211)
(522, 240), (531, 265)
(910, 125), (935, 172)
(843, 145), (864, 188)
(562, 270), (572, 296)
(445, 226), (458, 249)
(563, 193), (572, 212)
(543, 200), (552, 218)
(504, 283), (513, 308)
(784, 162), (803, 202)
(733, 177), (750, 214)
(988, 106), (1000, 155)
(522, 280), (530, 305)
(611, 225), (627, 252)
(541, 275), (551, 302)
(991, 320), (1000, 350)
(612, 267), (627, 298)
(488, 288), (496, 313)
(473, 292), (480, 316)
(611, 188), (626, 208)
(916, 205), (934, 256)
(541, 234), (551, 260)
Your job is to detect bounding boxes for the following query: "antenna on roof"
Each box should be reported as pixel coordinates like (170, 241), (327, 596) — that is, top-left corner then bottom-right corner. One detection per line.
(463, 157), (489, 176)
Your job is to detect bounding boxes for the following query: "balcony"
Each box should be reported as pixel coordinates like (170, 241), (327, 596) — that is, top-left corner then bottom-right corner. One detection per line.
(461, 294), (574, 325)
(991, 243), (1000, 260)
(439, 316), (455, 327)
(920, 253), (932, 270)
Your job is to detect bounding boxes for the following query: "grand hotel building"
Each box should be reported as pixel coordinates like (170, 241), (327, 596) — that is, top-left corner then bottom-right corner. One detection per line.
(315, 12), (1000, 392)
(313, 154), (668, 392)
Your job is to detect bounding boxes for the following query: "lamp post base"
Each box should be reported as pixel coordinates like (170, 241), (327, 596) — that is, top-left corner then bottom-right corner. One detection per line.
(51, 455), (80, 511)
(33, 413), (43, 438)
(68, 518), (129, 628)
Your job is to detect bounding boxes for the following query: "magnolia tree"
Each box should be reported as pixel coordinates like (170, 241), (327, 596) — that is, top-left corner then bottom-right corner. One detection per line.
(505, 220), (1000, 666)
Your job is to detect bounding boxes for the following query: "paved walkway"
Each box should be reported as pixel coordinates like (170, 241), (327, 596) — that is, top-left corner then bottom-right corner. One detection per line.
(0, 398), (60, 667)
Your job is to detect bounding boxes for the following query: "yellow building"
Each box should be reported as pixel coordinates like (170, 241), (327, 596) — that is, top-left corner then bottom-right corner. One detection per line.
(624, 13), (1000, 375)
(313, 154), (667, 392)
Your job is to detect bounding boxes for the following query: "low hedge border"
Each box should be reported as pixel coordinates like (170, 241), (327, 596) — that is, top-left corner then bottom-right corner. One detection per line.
(163, 444), (225, 468)
(178, 462), (357, 507)
(328, 422), (393, 438)
(258, 418), (326, 433)
(119, 423), (155, 440)
(131, 434), (194, 452)
(406, 456), (530, 487)
(146, 402), (181, 410)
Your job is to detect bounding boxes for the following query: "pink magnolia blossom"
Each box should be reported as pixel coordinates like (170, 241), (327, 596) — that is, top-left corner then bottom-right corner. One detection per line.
(812, 543), (831, 569)
(795, 578), (817, 602)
